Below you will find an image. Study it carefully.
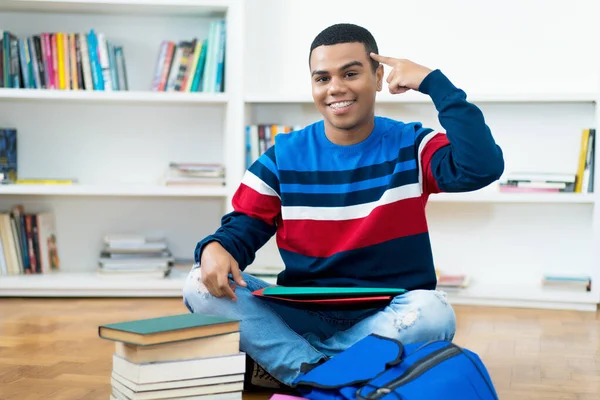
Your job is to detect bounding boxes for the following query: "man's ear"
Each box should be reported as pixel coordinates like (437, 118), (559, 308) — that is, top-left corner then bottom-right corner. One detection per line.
(375, 64), (384, 91)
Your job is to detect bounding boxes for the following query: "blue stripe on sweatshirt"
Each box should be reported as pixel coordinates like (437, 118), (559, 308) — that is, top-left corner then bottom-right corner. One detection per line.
(280, 159), (416, 194)
(259, 152), (279, 180)
(278, 146), (416, 185)
(248, 158), (280, 195)
(282, 169), (418, 207)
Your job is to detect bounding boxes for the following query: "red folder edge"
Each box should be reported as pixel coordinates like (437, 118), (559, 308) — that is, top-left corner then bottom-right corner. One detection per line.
(252, 288), (393, 305)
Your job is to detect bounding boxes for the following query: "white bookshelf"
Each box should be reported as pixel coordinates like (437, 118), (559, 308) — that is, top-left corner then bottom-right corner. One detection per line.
(0, 0), (599, 314)
(0, 271), (188, 297)
(0, 0), (231, 15)
(429, 191), (595, 204)
(0, 184), (229, 197)
(445, 281), (598, 312)
(0, 0), (245, 294)
(0, 88), (229, 104)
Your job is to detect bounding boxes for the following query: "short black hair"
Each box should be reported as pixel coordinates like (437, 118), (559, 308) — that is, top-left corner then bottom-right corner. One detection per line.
(309, 23), (380, 72)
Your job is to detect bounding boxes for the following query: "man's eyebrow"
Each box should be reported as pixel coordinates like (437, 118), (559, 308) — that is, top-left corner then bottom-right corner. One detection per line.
(340, 60), (363, 70)
(311, 60), (364, 76)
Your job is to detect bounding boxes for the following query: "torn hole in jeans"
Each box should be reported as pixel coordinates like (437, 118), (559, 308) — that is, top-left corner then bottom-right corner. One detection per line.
(395, 309), (420, 330)
(190, 268), (211, 298)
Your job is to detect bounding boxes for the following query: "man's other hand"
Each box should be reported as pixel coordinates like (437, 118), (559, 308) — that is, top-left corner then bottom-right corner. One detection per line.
(199, 241), (247, 301)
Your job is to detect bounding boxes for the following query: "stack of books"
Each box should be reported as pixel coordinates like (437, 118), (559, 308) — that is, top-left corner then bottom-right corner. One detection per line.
(499, 128), (595, 194)
(98, 313), (245, 399)
(98, 234), (173, 279)
(498, 172), (576, 193)
(163, 162), (226, 187)
(435, 270), (469, 291)
(542, 273), (592, 292)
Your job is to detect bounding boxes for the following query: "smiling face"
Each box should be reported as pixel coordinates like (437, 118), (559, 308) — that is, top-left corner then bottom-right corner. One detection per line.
(309, 42), (383, 144)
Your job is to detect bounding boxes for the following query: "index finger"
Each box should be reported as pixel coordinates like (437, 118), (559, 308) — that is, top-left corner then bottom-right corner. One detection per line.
(217, 274), (237, 301)
(222, 277), (238, 301)
(224, 284), (238, 302)
(370, 52), (395, 66)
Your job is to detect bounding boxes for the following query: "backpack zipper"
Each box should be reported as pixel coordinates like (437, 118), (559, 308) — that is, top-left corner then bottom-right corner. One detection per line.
(365, 344), (461, 399)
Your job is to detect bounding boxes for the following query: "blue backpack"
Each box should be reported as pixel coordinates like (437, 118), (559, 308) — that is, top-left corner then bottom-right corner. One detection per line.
(293, 334), (498, 400)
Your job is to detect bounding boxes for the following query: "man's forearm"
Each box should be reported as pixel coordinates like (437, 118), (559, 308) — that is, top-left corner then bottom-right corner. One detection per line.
(194, 211), (277, 271)
(419, 69), (505, 191)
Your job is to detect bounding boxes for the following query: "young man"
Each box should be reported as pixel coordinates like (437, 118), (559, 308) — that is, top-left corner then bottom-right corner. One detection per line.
(183, 23), (504, 389)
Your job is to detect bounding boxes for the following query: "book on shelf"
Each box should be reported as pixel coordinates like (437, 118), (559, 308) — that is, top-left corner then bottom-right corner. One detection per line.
(498, 127), (595, 194)
(498, 172), (577, 193)
(98, 233), (174, 279)
(165, 257), (194, 279)
(245, 124), (304, 168)
(542, 273), (592, 292)
(435, 270), (469, 291)
(1, 29), (129, 91)
(0, 127), (73, 187)
(98, 313), (244, 399)
(13, 179), (76, 185)
(163, 162), (225, 186)
(576, 128), (595, 193)
(0, 127), (16, 183)
(152, 19), (226, 93)
(0, 205), (60, 276)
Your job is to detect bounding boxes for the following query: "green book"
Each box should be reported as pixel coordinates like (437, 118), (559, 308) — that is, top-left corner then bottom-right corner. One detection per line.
(261, 286), (407, 299)
(98, 313), (240, 346)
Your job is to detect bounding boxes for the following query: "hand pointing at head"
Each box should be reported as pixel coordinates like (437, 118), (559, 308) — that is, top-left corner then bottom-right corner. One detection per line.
(370, 53), (433, 95)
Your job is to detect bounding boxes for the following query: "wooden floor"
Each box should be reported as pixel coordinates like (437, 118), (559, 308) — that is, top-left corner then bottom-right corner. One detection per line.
(1, 298), (599, 400)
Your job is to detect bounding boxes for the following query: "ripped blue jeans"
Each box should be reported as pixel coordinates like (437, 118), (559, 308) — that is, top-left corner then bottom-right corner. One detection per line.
(182, 267), (456, 386)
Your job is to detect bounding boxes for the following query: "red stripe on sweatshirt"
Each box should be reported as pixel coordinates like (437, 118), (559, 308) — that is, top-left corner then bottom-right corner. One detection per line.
(421, 133), (450, 194)
(276, 196), (428, 258)
(232, 184), (280, 226)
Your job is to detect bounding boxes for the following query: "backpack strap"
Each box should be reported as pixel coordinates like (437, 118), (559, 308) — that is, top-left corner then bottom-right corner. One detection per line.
(355, 341), (459, 400)
(293, 334), (405, 391)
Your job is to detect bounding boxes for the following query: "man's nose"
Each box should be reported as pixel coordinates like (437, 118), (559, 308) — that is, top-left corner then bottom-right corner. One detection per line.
(328, 76), (347, 95)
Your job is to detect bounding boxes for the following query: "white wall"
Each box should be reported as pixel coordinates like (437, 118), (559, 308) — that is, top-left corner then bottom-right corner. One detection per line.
(245, 0), (599, 96)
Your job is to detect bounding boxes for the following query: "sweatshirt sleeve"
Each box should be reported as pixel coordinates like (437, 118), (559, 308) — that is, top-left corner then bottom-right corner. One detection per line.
(193, 146), (280, 271)
(414, 69), (505, 194)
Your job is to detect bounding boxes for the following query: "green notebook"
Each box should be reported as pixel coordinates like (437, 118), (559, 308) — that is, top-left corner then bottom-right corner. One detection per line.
(98, 313), (240, 346)
(261, 286), (407, 299)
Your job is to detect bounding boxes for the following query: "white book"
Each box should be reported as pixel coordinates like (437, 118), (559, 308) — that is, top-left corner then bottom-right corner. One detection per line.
(111, 377), (243, 400)
(112, 352), (246, 384)
(79, 32), (93, 90)
(111, 389), (242, 400)
(112, 371), (244, 392)
(96, 32), (112, 90)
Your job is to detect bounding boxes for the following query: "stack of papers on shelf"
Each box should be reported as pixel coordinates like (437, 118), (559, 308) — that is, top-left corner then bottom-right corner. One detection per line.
(163, 162), (225, 186)
(98, 234), (173, 279)
(435, 271), (469, 291)
(542, 273), (592, 292)
(498, 172), (576, 193)
(98, 313), (244, 400)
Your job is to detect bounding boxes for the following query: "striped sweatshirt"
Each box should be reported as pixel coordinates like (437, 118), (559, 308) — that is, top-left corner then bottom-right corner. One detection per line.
(195, 69), (504, 291)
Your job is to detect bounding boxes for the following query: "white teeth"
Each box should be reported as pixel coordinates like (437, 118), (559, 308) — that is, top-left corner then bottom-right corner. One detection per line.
(330, 100), (354, 109)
